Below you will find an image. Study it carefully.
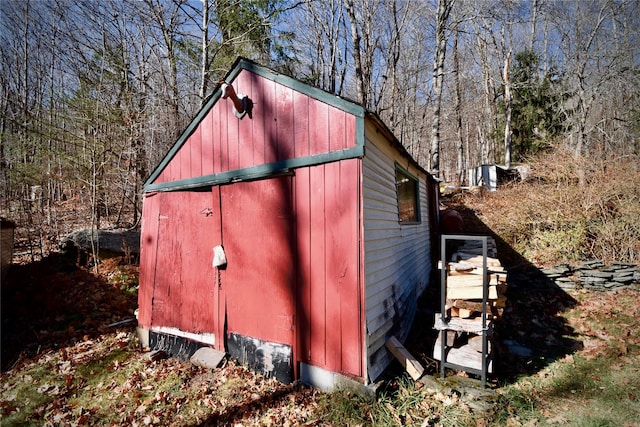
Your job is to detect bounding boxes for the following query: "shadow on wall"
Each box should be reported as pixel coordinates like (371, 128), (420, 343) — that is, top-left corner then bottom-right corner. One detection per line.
(402, 202), (581, 384)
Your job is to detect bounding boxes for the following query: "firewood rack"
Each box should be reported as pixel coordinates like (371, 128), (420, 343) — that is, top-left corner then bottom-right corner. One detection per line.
(436, 234), (493, 386)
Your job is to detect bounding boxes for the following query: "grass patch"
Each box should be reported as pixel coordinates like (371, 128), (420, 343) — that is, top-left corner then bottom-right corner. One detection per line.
(490, 289), (640, 427)
(314, 389), (372, 425)
(0, 354), (63, 424)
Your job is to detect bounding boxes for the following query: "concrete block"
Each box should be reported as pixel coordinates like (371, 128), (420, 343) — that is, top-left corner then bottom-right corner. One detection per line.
(190, 347), (226, 369)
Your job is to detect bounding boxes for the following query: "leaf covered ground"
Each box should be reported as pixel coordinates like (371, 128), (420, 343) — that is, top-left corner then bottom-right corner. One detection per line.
(1, 255), (327, 426)
(2, 251), (639, 426)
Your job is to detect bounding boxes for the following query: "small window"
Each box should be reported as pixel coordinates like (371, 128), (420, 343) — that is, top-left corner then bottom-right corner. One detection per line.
(395, 165), (420, 223)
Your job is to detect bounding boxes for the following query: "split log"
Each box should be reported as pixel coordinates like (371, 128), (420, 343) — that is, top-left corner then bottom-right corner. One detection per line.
(452, 253), (503, 268)
(432, 336), (493, 373)
(450, 306), (475, 318)
(447, 285), (498, 300)
(447, 274), (499, 287)
(450, 296), (507, 311)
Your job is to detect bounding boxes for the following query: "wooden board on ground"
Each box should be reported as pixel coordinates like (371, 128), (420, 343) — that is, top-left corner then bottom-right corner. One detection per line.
(385, 336), (424, 380)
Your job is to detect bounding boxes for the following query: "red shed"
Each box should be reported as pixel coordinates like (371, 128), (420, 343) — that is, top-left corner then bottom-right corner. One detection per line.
(137, 58), (439, 389)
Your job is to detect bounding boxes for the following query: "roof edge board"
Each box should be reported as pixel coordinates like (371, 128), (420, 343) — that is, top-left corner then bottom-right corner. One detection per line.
(232, 58), (366, 118)
(143, 86), (224, 188)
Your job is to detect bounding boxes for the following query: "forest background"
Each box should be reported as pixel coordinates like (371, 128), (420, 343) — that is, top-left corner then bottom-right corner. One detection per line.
(1, 0), (639, 262)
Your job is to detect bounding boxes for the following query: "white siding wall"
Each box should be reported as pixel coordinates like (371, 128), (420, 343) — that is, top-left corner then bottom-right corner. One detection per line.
(362, 124), (432, 382)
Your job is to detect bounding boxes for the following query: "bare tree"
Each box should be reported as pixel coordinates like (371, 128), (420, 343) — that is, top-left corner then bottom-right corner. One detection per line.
(503, 49), (513, 168)
(199, 0), (210, 103)
(429, 0), (454, 176)
(345, 0), (366, 105)
(452, 20), (465, 184)
(3, 0), (640, 243)
(140, 0), (189, 140)
(472, 17), (497, 167)
(549, 0), (639, 158)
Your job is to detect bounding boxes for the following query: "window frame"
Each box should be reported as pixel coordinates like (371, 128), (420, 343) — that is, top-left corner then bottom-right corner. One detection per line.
(394, 163), (421, 224)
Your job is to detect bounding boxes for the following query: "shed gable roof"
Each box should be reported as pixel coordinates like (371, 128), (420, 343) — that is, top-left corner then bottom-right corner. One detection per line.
(144, 57), (367, 193)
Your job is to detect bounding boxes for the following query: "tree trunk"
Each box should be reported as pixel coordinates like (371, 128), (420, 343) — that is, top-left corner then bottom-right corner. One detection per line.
(199, 0), (209, 104)
(345, 0), (365, 106)
(430, 0), (453, 177)
(453, 20), (464, 184)
(503, 51), (512, 168)
(529, 0), (538, 53)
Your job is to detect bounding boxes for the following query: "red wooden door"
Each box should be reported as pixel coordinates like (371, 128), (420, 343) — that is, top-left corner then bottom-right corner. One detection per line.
(150, 191), (217, 341)
(217, 176), (296, 381)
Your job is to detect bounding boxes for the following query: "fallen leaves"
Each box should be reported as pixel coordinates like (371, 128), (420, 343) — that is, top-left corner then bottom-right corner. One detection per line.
(3, 327), (329, 426)
(37, 383), (61, 395)
(2, 243), (639, 426)
(2, 254), (139, 373)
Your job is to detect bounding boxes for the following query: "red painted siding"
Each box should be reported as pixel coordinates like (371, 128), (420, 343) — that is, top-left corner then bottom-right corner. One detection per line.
(137, 192), (161, 328)
(226, 96), (240, 171)
(276, 84), (295, 160)
(236, 71), (254, 168)
(251, 71), (267, 165)
(309, 98), (330, 154)
(263, 77), (278, 164)
(294, 159), (362, 377)
(149, 69), (357, 186)
(142, 164), (364, 379)
(190, 126), (203, 177)
(308, 165), (327, 367)
(293, 90), (310, 158)
(295, 168), (312, 363)
(211, 106), (222, 174)
(329, 160), (361, 375)
(219, 99), (230, 173)
(141, 67), (367, 381)
(178, 135), (191, 180)
(201, 110), (214, 176)
(329, 108), (347, 151)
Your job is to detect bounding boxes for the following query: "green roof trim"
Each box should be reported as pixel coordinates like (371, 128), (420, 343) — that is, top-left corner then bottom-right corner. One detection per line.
(143, 57), (366, 189)
(143, 144), (365, 193)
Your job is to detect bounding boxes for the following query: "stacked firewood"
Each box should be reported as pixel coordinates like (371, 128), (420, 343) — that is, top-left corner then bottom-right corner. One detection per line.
(433, 237), (507, 374)
(442, 238), (508, 320)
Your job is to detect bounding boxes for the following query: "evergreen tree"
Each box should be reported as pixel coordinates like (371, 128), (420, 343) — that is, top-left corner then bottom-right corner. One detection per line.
(214, 0), (295, 69)
(496, 49), (569, 161)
